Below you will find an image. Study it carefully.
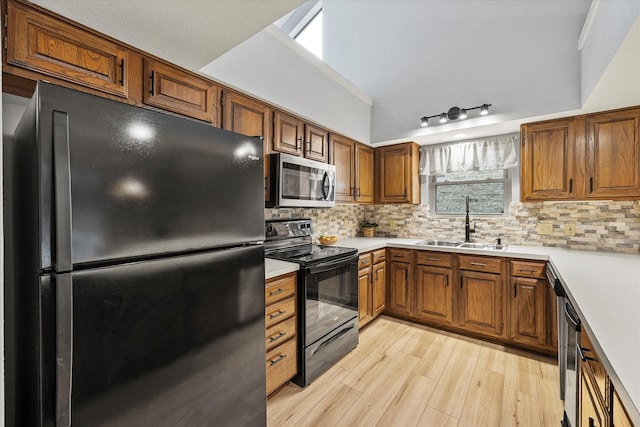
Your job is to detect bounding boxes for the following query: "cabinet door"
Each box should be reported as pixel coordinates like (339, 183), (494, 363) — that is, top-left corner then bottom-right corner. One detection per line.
(509, 277), (547, 347)
(304, 123), (329, 163)
(143, 58), (217, 123)
(355, 144), (374, 204)
(459, 270), (505, 338)
(613, 390), (634, 427)
(358, 266), (372, 327)
(375, 143), (420, 204)
(330, 134), (355, 202)
(415, 265), (453, 325)
(581, 370), (606, 427)
(387, 261), (412, 316)
(222, 91), (271, 201)
(521, 119), (577, 201)
(586, 109), (640, 198)
(7, 0), (129, 98)
(273, 110), (303, 156)
(372, 262), (386, 317)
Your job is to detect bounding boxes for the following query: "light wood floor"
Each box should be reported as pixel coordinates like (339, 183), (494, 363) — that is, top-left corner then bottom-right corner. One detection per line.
(267, 316), (563, 427)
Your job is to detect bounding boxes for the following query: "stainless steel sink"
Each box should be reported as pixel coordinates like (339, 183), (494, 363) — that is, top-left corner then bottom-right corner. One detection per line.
(416, 240), (462, 247)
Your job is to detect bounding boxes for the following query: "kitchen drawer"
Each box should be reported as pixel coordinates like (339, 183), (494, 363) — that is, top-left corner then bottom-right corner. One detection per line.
(372, 249), (386, 264)
(266, 316), (296, 352)
(266, 338), (297, 395)
(458, 254), (502, 274)
(415, 251), (453, 268)
(511, 260), (546, 279)
(388, 248), (412, 263)
(265, 273), (296, 305)
(359, 253), (372, 269)
(265, 297), (296, 329)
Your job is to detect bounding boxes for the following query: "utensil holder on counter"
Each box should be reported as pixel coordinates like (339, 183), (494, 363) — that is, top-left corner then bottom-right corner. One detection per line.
(362, 228), (375, 238)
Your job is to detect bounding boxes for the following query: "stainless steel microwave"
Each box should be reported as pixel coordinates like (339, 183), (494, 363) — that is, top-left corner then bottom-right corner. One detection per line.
(266, 153), (336, 208)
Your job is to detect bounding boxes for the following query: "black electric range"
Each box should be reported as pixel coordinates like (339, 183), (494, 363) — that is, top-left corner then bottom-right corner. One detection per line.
(264, 219), (359, 387)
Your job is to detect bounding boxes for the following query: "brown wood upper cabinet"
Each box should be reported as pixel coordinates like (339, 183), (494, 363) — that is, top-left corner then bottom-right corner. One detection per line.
(586, 108), (640, 199)
(272, 111), (329, 163)
(521, 106), (640, 201)
(375, 142), (420, 204)
(330, 134), (374, 204)
(222, 90), (271, 200)
(521, 118), (578, 201)
(143, 59), (218, 124)
(6, 0), (129, 98)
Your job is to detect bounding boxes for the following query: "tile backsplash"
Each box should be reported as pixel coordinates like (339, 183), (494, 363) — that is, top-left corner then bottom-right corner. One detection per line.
(266, 200), (640, 254)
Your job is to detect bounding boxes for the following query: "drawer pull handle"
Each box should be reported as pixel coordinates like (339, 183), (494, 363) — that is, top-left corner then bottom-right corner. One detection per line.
(269, 354), (287, 366)
(269, 288), (286, 296)
(269, 310), (286, 320)
(268, 331), (287, 343)
(470, 262), (488, 267)
(518, 269), (537, 273)
(425, 257), (440, 261)
(393, 255), (404, 259)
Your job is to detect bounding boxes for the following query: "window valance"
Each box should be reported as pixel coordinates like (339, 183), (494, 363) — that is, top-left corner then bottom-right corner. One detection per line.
(419, 133), (519, 176)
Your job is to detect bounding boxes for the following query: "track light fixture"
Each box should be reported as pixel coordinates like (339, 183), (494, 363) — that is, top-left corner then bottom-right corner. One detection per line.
(420, 104), (491, 127)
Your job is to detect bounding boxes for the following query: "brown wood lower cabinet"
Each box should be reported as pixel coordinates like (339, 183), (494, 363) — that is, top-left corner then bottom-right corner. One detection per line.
(386, 249), (413, 316)
(358, 249), (386, 328)
(265, 272), (297, 396)
(372, 259), (386, 317)
(459, 269), (505, 338)
(613, 390), (634, 427)
(383, 250), (556, 354)
(414, 253), (453, 326)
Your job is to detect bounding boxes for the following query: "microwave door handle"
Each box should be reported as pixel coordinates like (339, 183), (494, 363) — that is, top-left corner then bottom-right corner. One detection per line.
(322, 172), (333, 200)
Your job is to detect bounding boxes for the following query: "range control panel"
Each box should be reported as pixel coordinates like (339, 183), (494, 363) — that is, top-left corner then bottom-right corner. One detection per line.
(265, 219), (313, 240)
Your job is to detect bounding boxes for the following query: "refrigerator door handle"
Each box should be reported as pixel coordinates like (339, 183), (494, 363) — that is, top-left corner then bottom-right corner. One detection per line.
(53, 111), (73, 272)
(56, 273), (73, 427)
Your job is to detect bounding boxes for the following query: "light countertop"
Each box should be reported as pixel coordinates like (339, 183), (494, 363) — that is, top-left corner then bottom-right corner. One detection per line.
(265, 258), (299, 280)
(264, 238), (640, 422)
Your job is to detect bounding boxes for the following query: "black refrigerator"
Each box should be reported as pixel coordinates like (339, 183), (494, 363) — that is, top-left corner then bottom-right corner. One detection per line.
(5, 82), (266, 426)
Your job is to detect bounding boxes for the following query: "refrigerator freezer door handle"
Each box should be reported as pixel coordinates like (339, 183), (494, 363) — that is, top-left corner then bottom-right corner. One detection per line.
(53, 111), (73, 271)
(56, 274), (73, 427)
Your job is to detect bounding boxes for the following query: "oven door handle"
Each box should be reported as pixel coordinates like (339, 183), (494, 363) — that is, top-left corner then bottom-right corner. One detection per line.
(306, 255), (357, 275)
(311, 323), (356, 356)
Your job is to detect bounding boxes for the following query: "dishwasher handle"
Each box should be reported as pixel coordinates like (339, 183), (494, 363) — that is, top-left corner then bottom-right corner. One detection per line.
(564, 302), (581, 331)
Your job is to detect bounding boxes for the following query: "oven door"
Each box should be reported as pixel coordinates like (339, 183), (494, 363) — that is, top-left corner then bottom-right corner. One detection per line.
(303, 254), (358, 346)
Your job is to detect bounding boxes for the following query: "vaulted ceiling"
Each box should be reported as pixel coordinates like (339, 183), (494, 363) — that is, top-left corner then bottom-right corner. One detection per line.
(30, 0), (639, 145)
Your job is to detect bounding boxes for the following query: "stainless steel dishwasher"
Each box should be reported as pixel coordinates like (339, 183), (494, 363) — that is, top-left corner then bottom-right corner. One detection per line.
(547, 263), (581, 427)
(563, 300), (581, 427)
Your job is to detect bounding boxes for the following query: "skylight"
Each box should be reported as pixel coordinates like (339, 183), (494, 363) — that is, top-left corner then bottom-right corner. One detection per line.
(275, 0), (323, 60)
(294, 10), (323, 59)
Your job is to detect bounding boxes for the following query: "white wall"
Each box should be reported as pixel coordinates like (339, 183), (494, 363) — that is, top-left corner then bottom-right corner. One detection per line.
(199, 26), (373, 144)
(580, 0), (640, 105)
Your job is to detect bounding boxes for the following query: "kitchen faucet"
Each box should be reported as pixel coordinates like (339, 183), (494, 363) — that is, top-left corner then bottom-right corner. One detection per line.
(464, 196), (476, 242)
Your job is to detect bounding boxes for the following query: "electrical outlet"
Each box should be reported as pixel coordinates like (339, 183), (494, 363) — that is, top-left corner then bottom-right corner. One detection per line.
(538, 223), (553, 234)
(565, 224), (576, 236)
